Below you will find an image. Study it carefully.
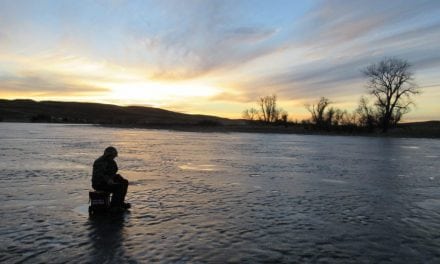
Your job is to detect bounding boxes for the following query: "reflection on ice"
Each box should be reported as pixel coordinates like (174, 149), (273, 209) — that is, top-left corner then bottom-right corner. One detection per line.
(179, 163), (219, 171)
(321, 179), (347, 184)
(401, 145), (420, 149)
(415, 199), (440, 211)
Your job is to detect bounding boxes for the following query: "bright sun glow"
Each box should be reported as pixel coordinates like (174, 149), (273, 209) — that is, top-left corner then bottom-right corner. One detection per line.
(0, 52), (223, 108)
(99, 81), (221, 107)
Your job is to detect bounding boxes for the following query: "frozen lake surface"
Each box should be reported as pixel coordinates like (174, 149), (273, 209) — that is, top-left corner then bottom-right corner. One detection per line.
(1, 123), (440, 263)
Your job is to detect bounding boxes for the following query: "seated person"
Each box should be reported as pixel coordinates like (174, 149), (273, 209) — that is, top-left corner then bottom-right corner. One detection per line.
(92, 146), (130, 210)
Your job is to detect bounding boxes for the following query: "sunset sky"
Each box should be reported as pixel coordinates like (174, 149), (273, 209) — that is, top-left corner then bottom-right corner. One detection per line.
(1, 0), (439, 121)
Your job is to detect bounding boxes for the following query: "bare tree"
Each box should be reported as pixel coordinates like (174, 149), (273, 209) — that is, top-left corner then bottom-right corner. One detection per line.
(278, 109), (289, 127)
(325, 107), (336, 127)
(242, 107), (259, 121)
(306, 97), (331, 128)
(243, 94), (288, 124)
(356, 96), (377, 130)
(280, 109), (288, 123)
(258, 94), (280, 123)
(363, 58), (420, 132)
(332, 108), (350, 126)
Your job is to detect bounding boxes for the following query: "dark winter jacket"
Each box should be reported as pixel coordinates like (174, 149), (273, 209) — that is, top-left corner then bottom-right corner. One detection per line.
(92, 155), (118, 187)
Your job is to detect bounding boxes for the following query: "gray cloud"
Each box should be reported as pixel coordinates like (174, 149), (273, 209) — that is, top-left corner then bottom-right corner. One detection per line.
(223, 0), (440, 103)
(298, 0), (440, 46)
(0, 72), (109, 95)
(126, 1), (284, 80)
(225, 27), (278, 43)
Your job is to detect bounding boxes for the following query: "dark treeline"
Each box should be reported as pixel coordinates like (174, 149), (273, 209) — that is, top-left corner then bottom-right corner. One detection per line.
(243, 57), (422, 134)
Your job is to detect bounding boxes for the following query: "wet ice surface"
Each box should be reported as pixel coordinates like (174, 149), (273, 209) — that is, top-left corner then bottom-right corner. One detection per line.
(1, 123), (440, 263)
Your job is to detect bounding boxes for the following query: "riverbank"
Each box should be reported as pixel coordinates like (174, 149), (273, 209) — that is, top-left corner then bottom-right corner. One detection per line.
(1, 99), (438, 138)
(101, 121), (440, 139)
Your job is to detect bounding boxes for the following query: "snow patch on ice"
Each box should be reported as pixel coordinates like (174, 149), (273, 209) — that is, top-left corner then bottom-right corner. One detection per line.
(322, 179), (347, 184)
(73, 204), (90, 216)
(415, 199), (440, 211)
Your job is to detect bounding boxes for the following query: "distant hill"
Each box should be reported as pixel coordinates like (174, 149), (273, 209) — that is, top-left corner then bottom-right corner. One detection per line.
(0, 99), (438, 138)
(0, 99), (238, 126)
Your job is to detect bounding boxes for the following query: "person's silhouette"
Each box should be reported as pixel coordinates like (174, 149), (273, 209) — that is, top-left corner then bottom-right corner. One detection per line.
(92, 146), (130, 211)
